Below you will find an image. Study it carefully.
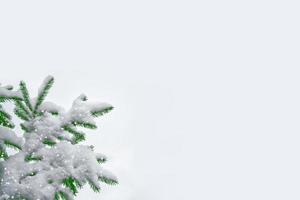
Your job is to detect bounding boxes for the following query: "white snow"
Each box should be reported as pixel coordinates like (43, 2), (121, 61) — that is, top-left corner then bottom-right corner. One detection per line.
(0, 86), (22, 99)
(0, 127), (23, 148)
(0, 141), (115, 200)
(38, 101), (65, 114)
(0, 92), (116, 200)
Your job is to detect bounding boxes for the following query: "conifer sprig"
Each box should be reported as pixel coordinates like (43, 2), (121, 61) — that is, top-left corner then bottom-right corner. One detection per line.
(19, 81), (33, 112)
(99, 175), (118, 185)
(33, 76), (54, 115)
(91, 106), (114, 117)
(0, 109), (14, 128)
(96, 156), (107, 164)
(4, 140), (22, 150)
(71, 120), (97, 129)
(63, 177), (82, 195)
(0, 76), (118, 199)
(25, 154), (43, 162)
(14, 100), (32, 119)
(88, 179), (101, 193)
(43, 139), (56, 146)
(62, 125), (86, 144)
(54, 191), (70, 200)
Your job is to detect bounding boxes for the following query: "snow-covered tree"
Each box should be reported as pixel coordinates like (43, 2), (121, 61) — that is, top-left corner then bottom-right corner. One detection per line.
(0, 76), (117, 200)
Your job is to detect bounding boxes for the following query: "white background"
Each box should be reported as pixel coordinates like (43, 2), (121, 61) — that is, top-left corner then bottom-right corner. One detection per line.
(1, 1), (300, 199)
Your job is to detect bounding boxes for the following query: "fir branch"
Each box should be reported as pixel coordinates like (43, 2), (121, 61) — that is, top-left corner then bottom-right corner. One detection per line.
(0, 87), (22, 102)
(62, 125), (83, 135)
(88, 179), (101, 193)
(0, 76), (117, 198)
(96, 155), (107, 164)
(19, 81), (33, 112)
(8, 95), (23, 101)
(73, 133), (85, 144)
(43, 139), (56, 146)
(91, 106), (114, 117)
(33, 76), (54, 114)
(14, 107), (30, 121)
(62, 125), (86, 143)
(20, 123), (33, 133)
(15, 100), (32, 119)
(4, 140), (22, 150)
(63, 177), (82, 195)
(54, 191), (70, 200)
(25, 154), (43, 162)
(0, 115), (14, 128)
(99, 176), (118, 185)
(0, 110), (13, 128)
(71, 120), (97, 129)
(0, 106), (11, 120)
(0, 97), (21, 103)
(34, 111), (44, 117)
(50, 111), (59, 115)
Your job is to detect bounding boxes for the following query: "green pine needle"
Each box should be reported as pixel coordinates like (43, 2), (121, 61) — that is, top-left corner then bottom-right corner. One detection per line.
(63, 177), (82, 195)
(96, 157), (107, 164)
(62, 125), (86, 143)
(20, 123), (33, 133)
(73, 133), (85, 144)
(91, 106), (113, 117)
(0, 115), (14, 128)
(42, 139), (56, 146)
(0, 95), (22, 103)
(19, 81), (33, 112)
(71, 121), (97, 129)
(8, 96), (23, 101)
(0, 76), (117, 199)
(54, 191), (70, 200)
(0, 107), (11, 120)
(0, 103), (14, 128)
(88, 180), (101, 193)
(15, 100), (32, 119)
(99, 176), (118, 185)
(25, 154), (43, 162)
(33, 76), (54, 114)
(4, 140), (22, 150)
(62, 125), (84, 135)
(14, 108), (30, 121)
(50, 111), (59, 115)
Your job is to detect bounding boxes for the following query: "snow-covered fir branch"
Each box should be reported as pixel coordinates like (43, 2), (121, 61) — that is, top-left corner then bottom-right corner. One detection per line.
(0, 76), (117, 200)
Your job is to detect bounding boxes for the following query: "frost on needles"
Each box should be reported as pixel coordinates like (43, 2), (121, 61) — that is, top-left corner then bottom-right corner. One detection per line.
(0, 76), (117, 200)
